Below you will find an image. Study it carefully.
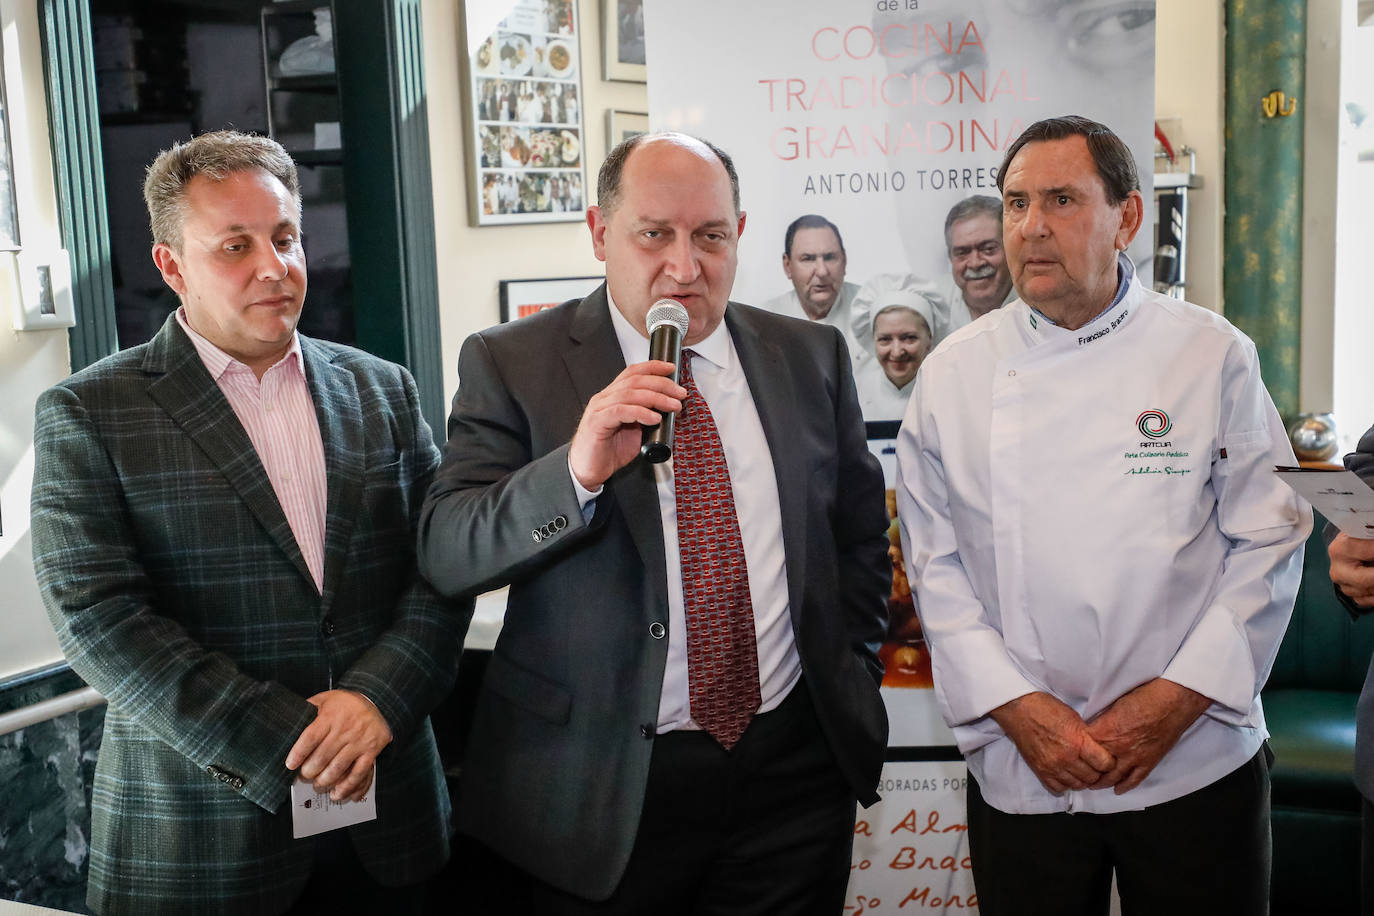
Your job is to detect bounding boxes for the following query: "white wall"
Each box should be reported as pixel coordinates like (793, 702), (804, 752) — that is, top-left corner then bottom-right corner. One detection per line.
(1153, 0), (1225, 314)
(0, 0), (76, 679)
(1330, 1), (1374, 450)
(1302, 0), (1343, 420)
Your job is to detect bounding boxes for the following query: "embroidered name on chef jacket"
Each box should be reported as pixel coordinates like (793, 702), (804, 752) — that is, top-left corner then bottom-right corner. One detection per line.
(1077, 308), (1129, 347)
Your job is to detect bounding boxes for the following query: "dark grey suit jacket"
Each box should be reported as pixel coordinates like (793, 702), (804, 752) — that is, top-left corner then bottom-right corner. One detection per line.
(1336, 424), (1374, 800)
(31, 316), (472, 914)
(418, 286), (890, 900)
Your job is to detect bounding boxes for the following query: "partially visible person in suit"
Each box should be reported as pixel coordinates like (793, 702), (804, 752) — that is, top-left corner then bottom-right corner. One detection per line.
(29, 130), (470, 915)
(418, 132), (890, 914)
(1326, 426), (1374, 913)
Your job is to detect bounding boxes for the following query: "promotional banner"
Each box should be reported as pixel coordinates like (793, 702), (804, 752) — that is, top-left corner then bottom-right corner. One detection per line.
(645, 0), (1156, 419)
(849, 761), (976, 913)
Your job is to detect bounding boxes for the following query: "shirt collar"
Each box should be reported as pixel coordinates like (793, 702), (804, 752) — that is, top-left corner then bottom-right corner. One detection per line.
(175, 306), (303, 380)
(605, 291), (734, 372)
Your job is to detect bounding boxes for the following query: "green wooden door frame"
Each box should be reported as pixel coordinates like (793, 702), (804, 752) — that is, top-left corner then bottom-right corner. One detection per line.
(39, 0), (448, 436)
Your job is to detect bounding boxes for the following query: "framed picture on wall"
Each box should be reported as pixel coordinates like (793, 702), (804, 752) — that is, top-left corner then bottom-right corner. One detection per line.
(602, 0), (646, 82)
(459, 1), (588, 226)
(606, 110), (648, 150)
(499, 275), (603, 322)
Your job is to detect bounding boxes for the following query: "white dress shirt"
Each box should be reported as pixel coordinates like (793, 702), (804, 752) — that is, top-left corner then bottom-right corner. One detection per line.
(572, 297), (801, 732)
(895, 276), (1311, 814)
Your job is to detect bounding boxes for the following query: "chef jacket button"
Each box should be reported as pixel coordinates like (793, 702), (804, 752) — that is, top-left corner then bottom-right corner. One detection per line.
(1008, 370), (1016, 377)
(648, 622), (666, 639)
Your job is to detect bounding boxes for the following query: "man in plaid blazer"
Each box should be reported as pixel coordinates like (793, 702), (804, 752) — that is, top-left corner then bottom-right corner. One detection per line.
(29, 131), (469, 914)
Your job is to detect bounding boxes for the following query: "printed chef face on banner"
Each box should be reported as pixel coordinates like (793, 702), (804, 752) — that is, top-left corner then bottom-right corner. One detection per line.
(873, 306), (932, 389)
(948, 212), (1012, 311)
(867, 0), (1156, 278)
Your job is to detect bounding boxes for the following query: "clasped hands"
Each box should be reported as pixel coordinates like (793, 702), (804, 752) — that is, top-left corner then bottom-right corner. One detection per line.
(990, 678), (1211, 796)
(569, 361), (685, 491)
(285, 688), (392, 802)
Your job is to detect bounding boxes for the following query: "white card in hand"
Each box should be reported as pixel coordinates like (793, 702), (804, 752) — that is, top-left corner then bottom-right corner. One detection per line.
(1274, 466), (1374, 537)
(290, 769), (377, 839)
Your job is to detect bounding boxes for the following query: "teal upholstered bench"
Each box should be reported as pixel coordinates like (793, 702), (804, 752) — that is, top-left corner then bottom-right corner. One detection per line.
(1264, 511), (1374, 913)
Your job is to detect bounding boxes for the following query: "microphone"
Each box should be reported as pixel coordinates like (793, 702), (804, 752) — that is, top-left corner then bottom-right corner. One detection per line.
(640, 299), (689, 463)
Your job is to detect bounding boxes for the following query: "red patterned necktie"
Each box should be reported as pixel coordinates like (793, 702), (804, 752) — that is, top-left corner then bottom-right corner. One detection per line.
(674, 349), (761, 749)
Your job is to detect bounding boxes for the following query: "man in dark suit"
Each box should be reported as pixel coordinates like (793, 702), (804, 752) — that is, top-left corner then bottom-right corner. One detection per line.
(29, 131), (469, 914)
(1326, 425), (1374, 912)
(418, 132), (890, 913)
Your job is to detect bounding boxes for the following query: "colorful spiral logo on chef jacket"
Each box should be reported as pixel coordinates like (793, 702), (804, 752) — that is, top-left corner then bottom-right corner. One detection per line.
(1136, 409), (1172, 439)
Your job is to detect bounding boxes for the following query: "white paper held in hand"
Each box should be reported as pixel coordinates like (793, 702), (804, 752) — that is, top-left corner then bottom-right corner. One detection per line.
(290, 768), (378, 839)
(1275, 466), (1374, 537)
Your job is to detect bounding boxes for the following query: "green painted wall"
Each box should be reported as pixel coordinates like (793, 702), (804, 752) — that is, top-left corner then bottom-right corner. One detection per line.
(1224, 0), (1306, 421)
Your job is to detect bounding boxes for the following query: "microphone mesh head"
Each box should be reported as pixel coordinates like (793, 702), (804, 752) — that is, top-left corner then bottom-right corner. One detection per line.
(646, 300), (690, 336)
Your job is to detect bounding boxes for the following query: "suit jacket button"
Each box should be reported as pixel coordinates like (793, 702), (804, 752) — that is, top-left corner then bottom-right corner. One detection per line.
(531, 529), (542, 543)
(321, 617), (335, 636)
(648, 622), (665, 639)
(640, 724), (654, 739)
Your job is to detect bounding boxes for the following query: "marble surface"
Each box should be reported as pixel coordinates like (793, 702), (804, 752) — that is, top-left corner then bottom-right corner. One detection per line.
(0, 668), (101, 914)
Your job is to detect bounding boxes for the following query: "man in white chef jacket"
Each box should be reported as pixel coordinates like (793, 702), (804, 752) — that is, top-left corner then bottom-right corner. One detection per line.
(895, 115), (1311, 915)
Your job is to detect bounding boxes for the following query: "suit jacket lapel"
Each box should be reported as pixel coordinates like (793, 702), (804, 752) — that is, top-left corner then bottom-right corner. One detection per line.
(725, 305), (809, 613)
(143, 316), (315, 588)
(563, 287), (668, 596)
(301, 338), (363, 612)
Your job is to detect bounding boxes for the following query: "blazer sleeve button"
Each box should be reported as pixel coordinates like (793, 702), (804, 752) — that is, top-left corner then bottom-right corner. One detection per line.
(648, 622), (666, 639)
(531, 529), (542, 543)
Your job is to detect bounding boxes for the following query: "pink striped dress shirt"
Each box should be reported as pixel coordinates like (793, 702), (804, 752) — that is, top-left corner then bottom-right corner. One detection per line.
(175, 309), (328, 593)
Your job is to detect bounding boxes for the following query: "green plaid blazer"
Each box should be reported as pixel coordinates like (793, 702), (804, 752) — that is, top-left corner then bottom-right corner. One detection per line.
(30, 316), (471, 915)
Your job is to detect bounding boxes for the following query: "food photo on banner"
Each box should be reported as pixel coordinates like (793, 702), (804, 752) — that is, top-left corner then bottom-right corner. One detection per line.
(644, 1), (1156, 911)
(462, 0), (588, 225)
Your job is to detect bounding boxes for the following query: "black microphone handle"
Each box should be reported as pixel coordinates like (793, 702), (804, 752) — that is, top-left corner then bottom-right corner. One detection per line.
(640, 326), (683, 463)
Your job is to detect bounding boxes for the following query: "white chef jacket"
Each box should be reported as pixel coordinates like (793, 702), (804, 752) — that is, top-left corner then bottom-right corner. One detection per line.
(762, 281), (867, 367)
(895, 273), (1311, 815)
(856, 361), (915, 422)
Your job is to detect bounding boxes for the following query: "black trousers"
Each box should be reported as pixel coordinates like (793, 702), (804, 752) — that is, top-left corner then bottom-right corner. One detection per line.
(1361, 795), (1374, 915)
(524, 678), (857, 916)
(966, 745), (1272, 916)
